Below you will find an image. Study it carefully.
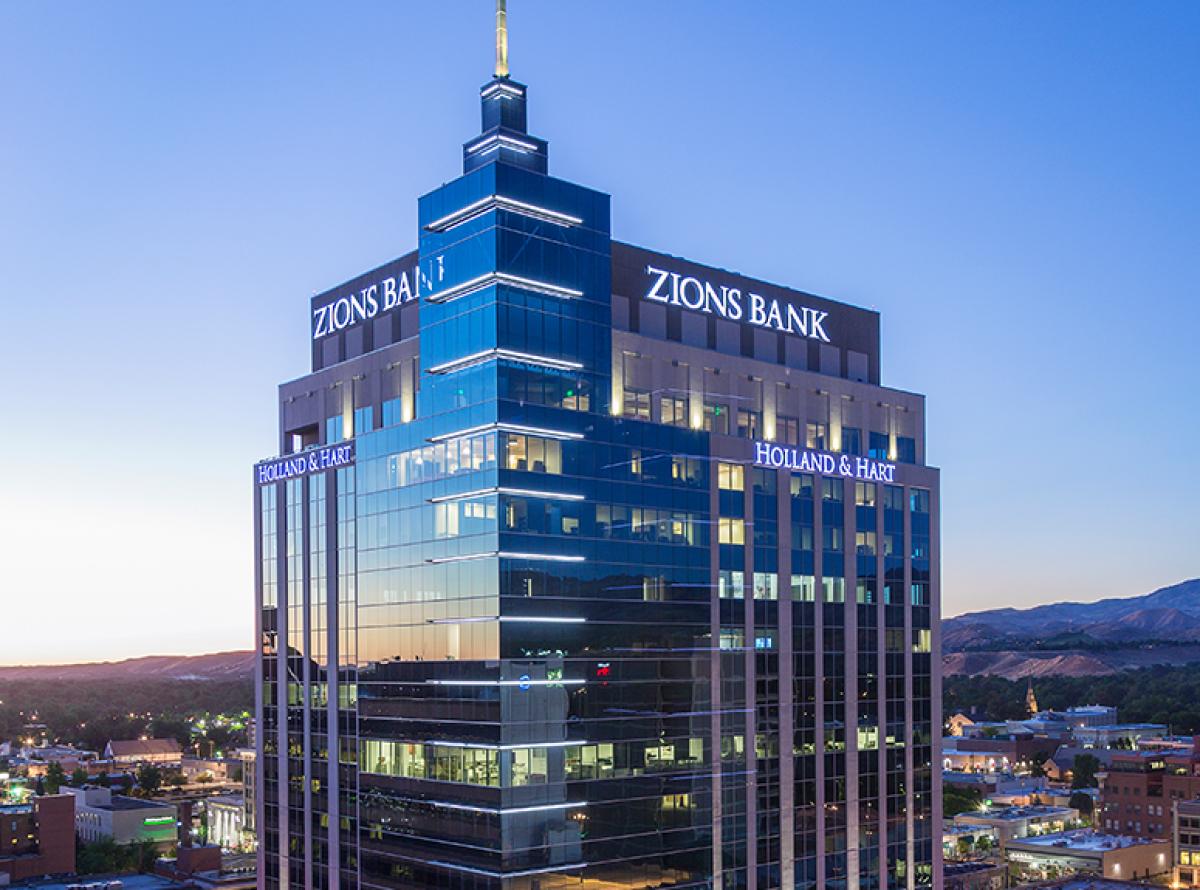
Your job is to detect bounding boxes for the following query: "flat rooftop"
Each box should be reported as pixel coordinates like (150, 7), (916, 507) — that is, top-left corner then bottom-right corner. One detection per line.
(1015, 830), (1162, 851)
(93, 795), (174, 812)
(960, 805), (1074, 821)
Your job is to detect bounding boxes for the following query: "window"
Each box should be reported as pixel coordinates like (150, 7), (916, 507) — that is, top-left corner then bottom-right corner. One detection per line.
(752, 467), (776, 495)
(912, 628), (931, 653)
(510, 747), (548, 786)
(823, 576), (845, 603)
(719, 569), (745, 599)
(822, 526), (843, 551)
(855, 482), (876, 507)
(661, 395), (688, 427)
(671, 456), (703, 485)
(718, 517), (745, 545)
(717, 462), (744, 492)
(806, 422), (827, 450)
(896, 436), (917, 464)
(777, 416), (800, 445)
(737, 409), (761, 439)
(753, 572), (778, 600)
(504, 434), (562, 474)
(790, 474), (814, 499)
(910, 488), (930, 513)
(623, 388), (651, 419)
(704, 402), (730, 435)
(353, 406), (374, 436)
(841, 427), (862, 455)
(869, 431), (889, 460)
(856, 531), (876, 556)
(791, 574), (815, 601)
(883, 485), (904, 512)
(822, 478), (843, 502)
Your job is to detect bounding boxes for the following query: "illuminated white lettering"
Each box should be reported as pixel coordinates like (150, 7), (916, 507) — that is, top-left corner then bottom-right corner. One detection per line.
(679, 276), (705, 310)
(749, 293), (767, 326)
(644, 266), (671, 303)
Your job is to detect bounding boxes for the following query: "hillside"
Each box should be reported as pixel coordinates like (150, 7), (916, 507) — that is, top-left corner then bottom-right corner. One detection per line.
(944, 578), (1200, 678)
(0, 650), (254, 682)
(944, 578), (1200, 651)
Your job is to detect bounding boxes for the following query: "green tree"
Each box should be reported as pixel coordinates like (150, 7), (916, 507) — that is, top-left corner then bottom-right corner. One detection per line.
(1069, 790), (1095, 819)
(136, 763), (163, 795)
(976, 835), (993, 855)
(44, 761), (66, 794)
(1072, 754), (1101, 789)
(77, 836), (122, 874)
(70, 766), (88, 786)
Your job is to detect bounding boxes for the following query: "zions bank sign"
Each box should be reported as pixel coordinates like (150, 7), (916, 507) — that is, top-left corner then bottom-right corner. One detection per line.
(644, 265), (830, 342)
(311, 255), (444, 341)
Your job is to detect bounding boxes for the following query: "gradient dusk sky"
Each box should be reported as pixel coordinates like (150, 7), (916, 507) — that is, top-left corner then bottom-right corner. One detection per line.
(1, 2), (1197, 665)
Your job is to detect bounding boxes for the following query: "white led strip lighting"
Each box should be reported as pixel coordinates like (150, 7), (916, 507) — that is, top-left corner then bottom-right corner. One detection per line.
(424, 195), (582, 232)
(428, 422), (584, 443)
(428, 487), (584, 503)
(480, 81), (525, 100)
(425, 551), (585, 564)
(426, 348), (583, 375)
(424, 271), (583, 304)
(466, 133), (539, 155)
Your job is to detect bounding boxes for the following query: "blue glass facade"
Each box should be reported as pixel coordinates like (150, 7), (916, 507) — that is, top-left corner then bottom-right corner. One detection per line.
(255, 61), (940, 890)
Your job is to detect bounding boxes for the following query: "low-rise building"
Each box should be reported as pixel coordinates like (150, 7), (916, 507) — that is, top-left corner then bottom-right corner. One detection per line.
(1099, 739), (1200, 840)
(205, 795), (246, 851)
(1173, 798), (1200, 887)
(103, 739), (182, 768)
(1005, 830), (1169, 882)
(1073, 725), (1168, 750)
(943, 860), (1007, 890)
(0, 795), (75, 882)
(954, 805), (1078, 847)
(62, 786), (178, 848)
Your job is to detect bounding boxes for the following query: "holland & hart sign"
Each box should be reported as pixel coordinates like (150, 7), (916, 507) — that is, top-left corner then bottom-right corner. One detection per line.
(256, 442), (355, 485)
(754, 441), (896, 483)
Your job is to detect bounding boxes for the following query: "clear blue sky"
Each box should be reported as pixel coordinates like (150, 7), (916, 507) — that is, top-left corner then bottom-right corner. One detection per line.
(2, 2), (1197, 664)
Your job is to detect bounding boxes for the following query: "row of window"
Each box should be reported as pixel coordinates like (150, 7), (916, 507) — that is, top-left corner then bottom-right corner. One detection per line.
(621, 389), (917, 462)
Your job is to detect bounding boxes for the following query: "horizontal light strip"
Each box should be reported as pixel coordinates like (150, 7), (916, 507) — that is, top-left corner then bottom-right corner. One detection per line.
(496, 348), (583, 370)
(480, 81), (525, 100)
(424, 740), (585, 751)
(466, 133), (539, 155)
(427, 423), (495, 443)
(426, 616), (585, 625)
(497, 487), (585, 501)
(497, 422), (584, 440)
(428, 422), (584, 443)
(424, 195), (582, 233)
(425, 552), (498, 564)
(499, 552), (586, 563)
(428, 486), (584, 503)
(426, 678), (587, 687)
(425, 349), (495, 374)
(427, 488), (496, 504)
(439, 801), (586, 816)
(426, 857), (586, 878)
(425, 272), (582, 304)
(423, 273), (494, 304)
(495, 196), (582, 226)
(427, 347), (583, 375)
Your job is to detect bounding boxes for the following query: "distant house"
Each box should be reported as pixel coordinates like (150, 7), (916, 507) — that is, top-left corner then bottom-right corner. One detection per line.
(104, 737), (182, 767)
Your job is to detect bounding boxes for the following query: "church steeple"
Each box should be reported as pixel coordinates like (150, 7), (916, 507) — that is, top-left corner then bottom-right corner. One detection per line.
(463, 0), (549, 175)
(1025, 679), (1039, 716)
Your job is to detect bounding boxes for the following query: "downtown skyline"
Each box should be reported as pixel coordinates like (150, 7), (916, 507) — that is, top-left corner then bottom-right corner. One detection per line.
(2, 1), (1198, 665)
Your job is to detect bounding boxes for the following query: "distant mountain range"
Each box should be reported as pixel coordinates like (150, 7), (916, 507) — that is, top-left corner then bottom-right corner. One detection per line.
(0, 650), (255, 682)
(944, 578), (1200, 678)
(3, 581), (1197, 683)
